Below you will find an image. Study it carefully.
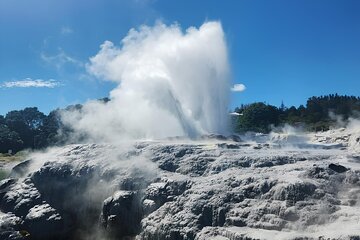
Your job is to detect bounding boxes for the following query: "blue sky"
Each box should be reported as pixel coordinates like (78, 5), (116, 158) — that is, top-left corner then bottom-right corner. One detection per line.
(1, 0), (360, 115)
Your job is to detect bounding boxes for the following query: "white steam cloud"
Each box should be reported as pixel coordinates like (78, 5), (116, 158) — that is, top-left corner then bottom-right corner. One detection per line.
(62, 21), (231, 141)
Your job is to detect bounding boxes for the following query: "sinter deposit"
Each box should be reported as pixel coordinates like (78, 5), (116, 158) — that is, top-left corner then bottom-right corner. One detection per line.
(1, 130), (360, 240)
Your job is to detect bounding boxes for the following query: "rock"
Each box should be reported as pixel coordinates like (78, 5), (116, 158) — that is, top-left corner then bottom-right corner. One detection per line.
(0, 179), (73, 240)
(202, 134), (228, 141)
(269, 181), (317, 204)
(0, 211), (25, 240)
(199, 134), (241, 142)
(227, 135), (242, 142)
(24, 204), (71, 240)
(306, 166), (334, 179)
(217, 143), (240, 149)
(101, 190), (142, 238)
(29, 160), (110, 231)
(329, 163), (348, 173)
(0, 231), (27, 240)
(142, 199), (157, 215)
(144, 177), (189, 211)
(159, 159), (179, 172)
(0, 139), (360, 240)
(10, 160), (32, 178)
(0, 178), (17, 199)
(0, 180), (43, 217)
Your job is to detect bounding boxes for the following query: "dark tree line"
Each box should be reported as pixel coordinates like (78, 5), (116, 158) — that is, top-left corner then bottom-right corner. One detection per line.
(233, 94), (360, 133)
(0, 99), (109, 153)
(0, 107), (69, 153)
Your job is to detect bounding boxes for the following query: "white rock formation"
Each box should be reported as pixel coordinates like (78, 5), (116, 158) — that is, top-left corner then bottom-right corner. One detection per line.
(0, 131), (360, 240)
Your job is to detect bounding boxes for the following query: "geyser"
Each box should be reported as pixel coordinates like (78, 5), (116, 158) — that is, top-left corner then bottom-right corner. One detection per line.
(62, 21), (230, 141)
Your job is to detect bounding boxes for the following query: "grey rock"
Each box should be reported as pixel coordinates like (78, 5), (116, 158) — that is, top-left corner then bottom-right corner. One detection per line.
(10, 160), (32, 179)
(101, 190), (142, 238)
(329, 163), (348, 173)
(24, 204), (70, 240)
(0, 137), (359, 240)
(0, 211), (25, 240)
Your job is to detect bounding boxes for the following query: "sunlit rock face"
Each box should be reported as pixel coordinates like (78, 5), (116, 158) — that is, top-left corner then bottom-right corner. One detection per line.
(1, 132), (360, 240)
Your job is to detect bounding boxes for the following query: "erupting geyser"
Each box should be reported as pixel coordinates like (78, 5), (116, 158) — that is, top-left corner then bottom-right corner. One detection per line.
(62, 21), (231, 141)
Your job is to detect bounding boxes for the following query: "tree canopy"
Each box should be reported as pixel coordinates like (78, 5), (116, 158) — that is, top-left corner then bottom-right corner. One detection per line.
(0, 107), (70, 153)
(234, 94), (360, 133)
(235, 102), (280, 133)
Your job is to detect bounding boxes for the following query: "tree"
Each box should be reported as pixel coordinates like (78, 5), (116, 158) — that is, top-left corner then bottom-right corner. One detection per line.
(235, 102), (280, 133)
(0, 124), (23, 153)
(0, 115), (5, 125)
(34, 109), (68, 148)
(5, 107), (46, 149)
(233, 94), (360, 133)
(280, 101), (286, 112)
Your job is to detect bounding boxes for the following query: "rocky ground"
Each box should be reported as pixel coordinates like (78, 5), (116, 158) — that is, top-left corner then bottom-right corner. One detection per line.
(1, 130), (360, 240)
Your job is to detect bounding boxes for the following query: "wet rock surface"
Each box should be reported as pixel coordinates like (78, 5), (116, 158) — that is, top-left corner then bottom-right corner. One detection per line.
(0, 133), (360, 240)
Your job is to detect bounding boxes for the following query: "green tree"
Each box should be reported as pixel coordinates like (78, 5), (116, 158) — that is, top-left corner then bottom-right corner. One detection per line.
(34, 109), (68, 148)
(5, 107), (46, 149)
(0, 124), (23, 153)
(234, 94), (360, 133)
(235, 102), (280, 133)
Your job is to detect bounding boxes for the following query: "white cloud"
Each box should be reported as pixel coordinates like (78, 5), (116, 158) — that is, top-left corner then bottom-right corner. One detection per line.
(1, 78), (61, 88)
(61, 26), (73, 35)
(41, 49), (83, 69)
(231, 83), (246, 92)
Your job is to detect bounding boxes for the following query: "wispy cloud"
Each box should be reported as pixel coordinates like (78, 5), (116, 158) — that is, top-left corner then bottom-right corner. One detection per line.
(231, 83), (246, 92)
(61, 26), (73, 35)
(41, 49), (83, 69)
(1, 78), (61, 88)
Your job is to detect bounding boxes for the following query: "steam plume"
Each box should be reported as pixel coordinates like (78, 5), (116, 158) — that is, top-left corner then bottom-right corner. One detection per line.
(62, 21), (230, 141)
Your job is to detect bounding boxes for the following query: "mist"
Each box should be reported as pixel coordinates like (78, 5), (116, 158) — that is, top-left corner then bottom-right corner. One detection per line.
(61, 21), (230, 142)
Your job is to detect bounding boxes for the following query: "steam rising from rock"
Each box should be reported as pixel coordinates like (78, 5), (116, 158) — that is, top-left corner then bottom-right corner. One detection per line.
(62, 21), (230, 141)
